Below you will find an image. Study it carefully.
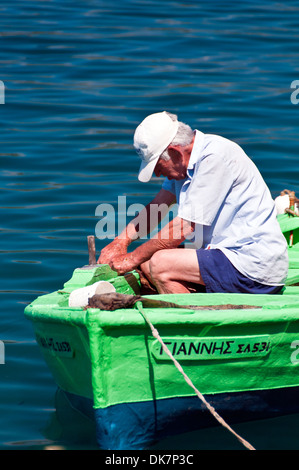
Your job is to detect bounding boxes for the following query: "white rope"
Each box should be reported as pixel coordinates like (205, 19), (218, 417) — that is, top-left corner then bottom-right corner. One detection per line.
(136, 302), (256, 451)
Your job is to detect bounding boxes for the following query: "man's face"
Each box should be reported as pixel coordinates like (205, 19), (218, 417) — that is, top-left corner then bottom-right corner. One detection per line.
(154, 153), (187, 181)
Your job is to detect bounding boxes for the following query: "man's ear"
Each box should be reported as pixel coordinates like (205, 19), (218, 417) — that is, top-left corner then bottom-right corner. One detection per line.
(167, 144), (183, 160)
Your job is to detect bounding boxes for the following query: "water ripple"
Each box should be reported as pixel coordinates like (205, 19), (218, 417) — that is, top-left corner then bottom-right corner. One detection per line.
(1, 0), (299, 450)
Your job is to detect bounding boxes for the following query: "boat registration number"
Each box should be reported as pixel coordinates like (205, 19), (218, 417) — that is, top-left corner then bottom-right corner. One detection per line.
(35, 332), (74, 358)
(151, 335), (271, 361)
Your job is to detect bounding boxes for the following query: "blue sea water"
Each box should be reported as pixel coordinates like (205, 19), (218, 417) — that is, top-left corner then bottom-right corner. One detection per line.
(1, 0), (299, 450)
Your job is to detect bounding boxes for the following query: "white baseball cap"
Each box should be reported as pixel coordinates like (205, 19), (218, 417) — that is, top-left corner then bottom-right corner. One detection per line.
(134, 111), (179, 182)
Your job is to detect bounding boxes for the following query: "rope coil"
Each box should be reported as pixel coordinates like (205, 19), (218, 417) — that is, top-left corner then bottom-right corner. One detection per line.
(136, 301), (256, 451)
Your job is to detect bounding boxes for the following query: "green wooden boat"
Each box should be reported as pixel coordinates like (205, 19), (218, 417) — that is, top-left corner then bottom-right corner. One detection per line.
(24, 213), (299, 450)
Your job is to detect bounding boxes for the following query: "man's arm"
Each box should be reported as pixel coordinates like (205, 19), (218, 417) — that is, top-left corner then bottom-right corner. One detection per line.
(110, 216), (195, 274)
(97, 188), (176, 264)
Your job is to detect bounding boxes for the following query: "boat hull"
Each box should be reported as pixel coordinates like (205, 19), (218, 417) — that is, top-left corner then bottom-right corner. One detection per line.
(62, 385), (299, 450)
(25, 281), (299, 449)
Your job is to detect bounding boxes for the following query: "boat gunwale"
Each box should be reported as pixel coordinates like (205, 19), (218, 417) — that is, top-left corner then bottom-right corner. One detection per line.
(25, 292), (299, 329)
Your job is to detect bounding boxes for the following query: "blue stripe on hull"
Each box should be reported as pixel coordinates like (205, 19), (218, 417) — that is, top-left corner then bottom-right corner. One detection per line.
(64, 387), (299, 450)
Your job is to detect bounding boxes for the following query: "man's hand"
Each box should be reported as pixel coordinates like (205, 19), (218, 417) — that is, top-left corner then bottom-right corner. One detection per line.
(110, 253), (137, 275)
(97, 239), (128, 265)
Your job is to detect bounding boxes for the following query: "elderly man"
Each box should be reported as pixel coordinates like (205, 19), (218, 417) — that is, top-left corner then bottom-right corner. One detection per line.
(98, 111), (288, 295)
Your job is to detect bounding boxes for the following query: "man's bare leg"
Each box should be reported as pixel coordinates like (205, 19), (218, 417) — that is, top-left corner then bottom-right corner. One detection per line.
(141, 248), (205, 294)
(140, 259), (152, 283)
(137, 259), (158, 294)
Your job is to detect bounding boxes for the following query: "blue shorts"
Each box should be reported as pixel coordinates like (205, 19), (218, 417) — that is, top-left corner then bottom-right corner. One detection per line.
(196, 248), (283, 294)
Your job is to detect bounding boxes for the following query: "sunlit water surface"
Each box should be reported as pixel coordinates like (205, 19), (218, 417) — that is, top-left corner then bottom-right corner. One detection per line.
(1, 0), (299, 450)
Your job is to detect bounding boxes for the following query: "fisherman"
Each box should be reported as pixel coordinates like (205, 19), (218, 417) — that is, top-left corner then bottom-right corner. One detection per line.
(97, 111), (288, 295)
